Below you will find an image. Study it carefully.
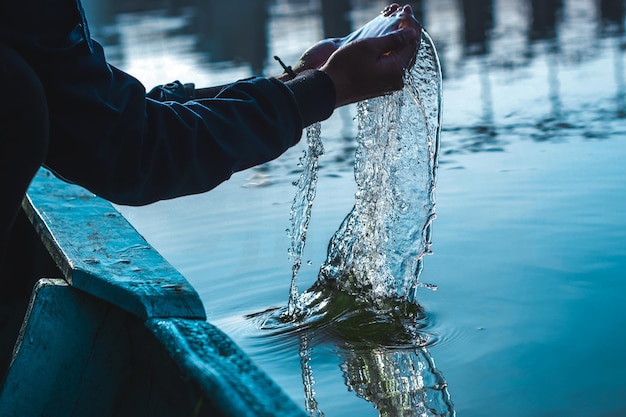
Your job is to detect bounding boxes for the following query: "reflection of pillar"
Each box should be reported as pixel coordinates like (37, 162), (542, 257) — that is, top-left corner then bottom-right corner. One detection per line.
(529, 0), (562, 41)
(193, 0), (270, 75)
(546, 43), (562, 122)
(600, 0), (625, 27)
(613, 36), (626, 117)
(458, 0), (496, 142)
(321, 0), (352, 38)
(526, 0), (562, 125)
(460, 0), (494, 55)
(478, 56), (495, 139)
(600, 0), (626, 115)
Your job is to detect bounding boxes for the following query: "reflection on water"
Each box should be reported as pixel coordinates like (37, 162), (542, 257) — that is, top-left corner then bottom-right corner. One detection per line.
(93, 1), (626, 416)
(338, 346), (453, 417)
(248, 286), (454, 416)
(460, 0), (494, 56)
(192, 0), (269, 74)
(85, 0), (626, 157)
(297, 329), (455, 417)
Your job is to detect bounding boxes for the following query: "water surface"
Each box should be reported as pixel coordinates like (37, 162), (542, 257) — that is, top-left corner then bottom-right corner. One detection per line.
(84, 0), (626, 415)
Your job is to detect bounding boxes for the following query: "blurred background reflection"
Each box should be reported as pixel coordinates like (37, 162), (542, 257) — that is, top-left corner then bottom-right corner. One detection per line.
(78, 1), (626, 416)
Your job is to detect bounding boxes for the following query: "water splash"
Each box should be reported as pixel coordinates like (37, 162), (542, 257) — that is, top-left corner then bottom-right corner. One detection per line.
(287, 123), (324, 316)
(316, 31), (442, 306)
(251, 30), (451, 417)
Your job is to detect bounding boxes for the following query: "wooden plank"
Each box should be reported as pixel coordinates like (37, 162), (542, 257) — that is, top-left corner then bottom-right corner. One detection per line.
(3, 169), (307, 416)
(147, 317), (308, 417)
(0, 279), (130, 417)
(22, 168), (206, 320)
(1, 279), (307, 417)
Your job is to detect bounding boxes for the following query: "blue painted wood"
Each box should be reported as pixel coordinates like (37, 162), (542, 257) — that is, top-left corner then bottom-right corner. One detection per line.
(0, 279), (129, 416)
(0, 280), (307, 417)
(147, 318), (308, 417)
(22, 168), (205, 320)
(1, 167), (309, 416)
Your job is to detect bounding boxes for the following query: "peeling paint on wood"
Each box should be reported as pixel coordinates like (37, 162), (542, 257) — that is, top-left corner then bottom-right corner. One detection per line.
(0, 169), (307, 416)
(21, 168), (206, 320)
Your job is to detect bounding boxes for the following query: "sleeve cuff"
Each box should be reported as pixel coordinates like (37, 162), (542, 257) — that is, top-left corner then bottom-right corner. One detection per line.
(146, 80), (196, 103)
(285, 69), (336, 128)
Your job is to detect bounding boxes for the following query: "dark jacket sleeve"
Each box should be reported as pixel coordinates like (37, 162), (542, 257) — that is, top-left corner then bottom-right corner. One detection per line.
(147, 69), (336, 129)
(41, 43), (334, 206)
(3, 0), (336, 206)
(134, 70), (334, 205)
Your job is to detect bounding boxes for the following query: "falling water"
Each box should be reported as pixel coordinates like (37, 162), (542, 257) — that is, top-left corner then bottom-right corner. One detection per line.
(255, 30), (451, 417)
(295, 30), (442, 309)
(287, 123), (324, 316)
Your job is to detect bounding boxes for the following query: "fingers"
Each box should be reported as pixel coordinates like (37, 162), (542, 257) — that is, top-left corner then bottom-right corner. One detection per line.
(382, 4), (415, 17)
(382, 4), (400, 16)
(318, 14), (421, 108)
(368, 27), (419, 60)
(365, 28), (420, 91)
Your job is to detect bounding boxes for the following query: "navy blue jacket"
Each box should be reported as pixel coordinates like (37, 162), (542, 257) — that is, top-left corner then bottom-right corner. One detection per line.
(1, 0), (335, 205)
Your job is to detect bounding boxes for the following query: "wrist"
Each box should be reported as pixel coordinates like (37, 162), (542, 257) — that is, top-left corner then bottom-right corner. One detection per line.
(276, 72), (296, 83)
(319, 65), (349, 108)
(285, 69), (336, 127)
(273, 55), (297, 82)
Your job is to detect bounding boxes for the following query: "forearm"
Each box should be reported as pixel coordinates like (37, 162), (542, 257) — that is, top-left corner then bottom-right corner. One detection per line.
(195, 72), (295, 98)
(82, 76), (306, 205)
(148, 69), (335, 129)
(47, 65), (335, 206)
(131, 71), (333, 204)
(148, 72), (296, 101)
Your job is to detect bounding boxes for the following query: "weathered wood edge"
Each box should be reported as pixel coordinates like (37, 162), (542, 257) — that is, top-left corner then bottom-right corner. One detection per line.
(1, 279), (308, 417)
(147, 318), (308, 417)
(22, 168), (206, 320)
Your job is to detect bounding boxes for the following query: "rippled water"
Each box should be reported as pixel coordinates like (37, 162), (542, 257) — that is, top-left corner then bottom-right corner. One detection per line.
(97, 1), (626, 416)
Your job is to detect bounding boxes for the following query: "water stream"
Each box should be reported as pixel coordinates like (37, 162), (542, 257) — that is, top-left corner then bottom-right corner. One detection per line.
(251, 30), (452, 416)
(287, 122), (324, 316)
(286, 29), (442, 317)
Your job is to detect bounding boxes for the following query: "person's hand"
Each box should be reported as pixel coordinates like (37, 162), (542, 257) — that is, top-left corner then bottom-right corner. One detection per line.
(286, 4), (421, 81)
(291, 39), (342, 76)
(319, 27), (419, 108)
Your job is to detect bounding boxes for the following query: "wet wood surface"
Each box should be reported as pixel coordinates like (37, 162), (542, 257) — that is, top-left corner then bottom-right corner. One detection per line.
(21, 168), (206, 320)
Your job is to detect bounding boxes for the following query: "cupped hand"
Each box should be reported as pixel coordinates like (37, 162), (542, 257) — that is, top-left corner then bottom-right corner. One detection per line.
(319, 27), (419, 108)
(292, 39), (342, 75)
(290, 4), (421, 79)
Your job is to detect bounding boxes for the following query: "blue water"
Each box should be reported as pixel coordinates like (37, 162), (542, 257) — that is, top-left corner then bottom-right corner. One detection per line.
(85, 0), (626, 415)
